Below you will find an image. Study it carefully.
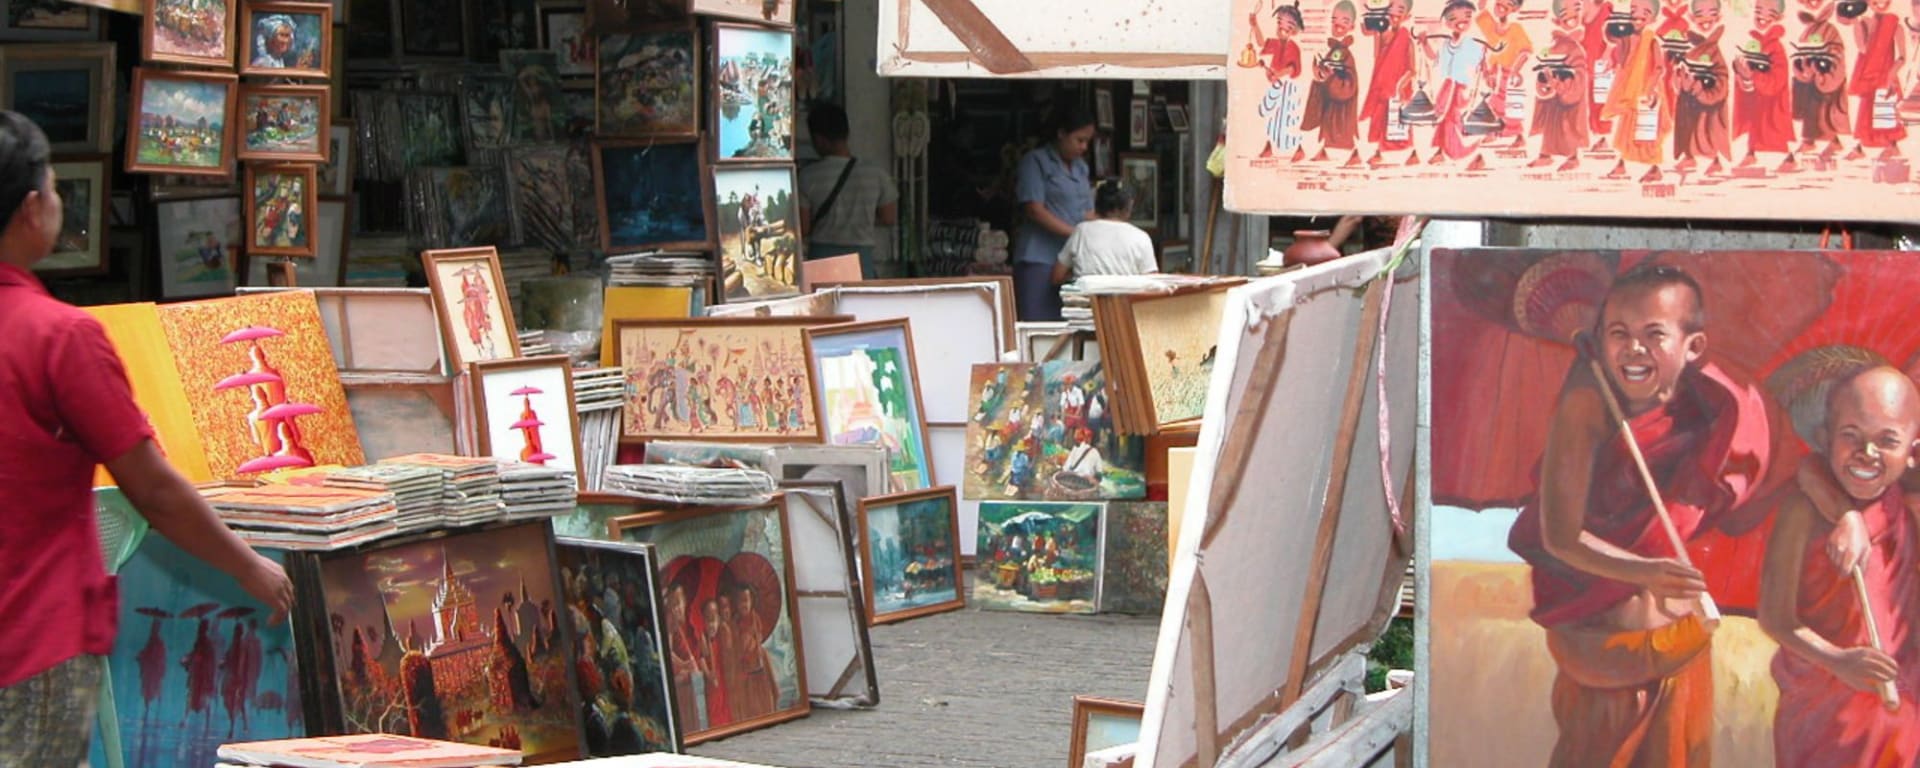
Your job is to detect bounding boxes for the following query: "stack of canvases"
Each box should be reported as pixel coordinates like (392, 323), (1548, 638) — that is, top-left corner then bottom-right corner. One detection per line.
(130, 0), (337, 283)
(571, 367), (626, 490)
(204, 483), (399, 550)
(1085, 276), (1246, 435)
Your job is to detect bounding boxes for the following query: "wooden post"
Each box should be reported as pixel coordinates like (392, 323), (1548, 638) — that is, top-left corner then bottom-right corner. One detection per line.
(266, 259), (297, 287)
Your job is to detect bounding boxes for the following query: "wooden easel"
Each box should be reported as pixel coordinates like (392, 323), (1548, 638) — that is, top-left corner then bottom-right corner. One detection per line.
(265, 257), (297, 287)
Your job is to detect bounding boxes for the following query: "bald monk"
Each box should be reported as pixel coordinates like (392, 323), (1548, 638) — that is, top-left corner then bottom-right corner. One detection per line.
(1731, 0), (1796, 170)
(1602, 0), (1675, 182)
(1531, 3), (1594, 170)
(1761, 365), (1920, 766)
(1303, 0), (1365, 165)
(1671, 0), (1731, 175)
(1359, 0), (1417, 165)
(1508, 263), (1771, 767)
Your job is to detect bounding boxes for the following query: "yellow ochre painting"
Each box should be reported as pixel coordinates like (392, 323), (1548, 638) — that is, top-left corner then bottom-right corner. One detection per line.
(1128, 290), (1230, 426)
(85, 303), (213, 486)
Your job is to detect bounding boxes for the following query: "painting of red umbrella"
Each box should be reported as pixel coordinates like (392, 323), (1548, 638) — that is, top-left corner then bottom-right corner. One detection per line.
(91, 488), (302, 768)
(471, 356), (582, 481)
(609, 501), (809, 745)
(1427, 248), (1920, 767)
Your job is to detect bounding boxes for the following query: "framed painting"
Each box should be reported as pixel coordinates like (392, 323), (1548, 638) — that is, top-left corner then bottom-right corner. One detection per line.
(154, 195), (240, 299)
(237, 84), (330, 163)
(1124, 286), (1232, 427)
(238, 2), (331, 78)
(0, 43), (113, 154)
(962, 361), (1146, 501)
(461, 74), (516, 153)
(975, 500), (1102, 614)
(126, 68), (238, 177)
(691, 0), (789, 27)
(1165, 104), (1188, 133)
(855, 486), (965, 625)
(318, 122), (352, 197)
(299, 521), (586, 761)
(710, 23), (793, 161)
(35, 156), (109, 277)
(396, 92), (464, 167)
(552, 538), (684, 756)
(596, 285), (694, 366)
(501, 49), (568, 142)
(144, 0), (235, 67)
(470, 355), (583, 480)
(596, 26), (698, 138)
(421, 247), (520, 368)
(780, 481), (879, 708)
(612, 316), (842, 443)
(507, 143), (592, 252)
(705, 291), (835, 318)
(538, 6), (592, 78)
(1127, 99), (1148, 149)
(713, 163), (800, 300)
(2, 0), (103, 39)
(241, 198), (349, 288)
(1069, 697), (1144, 768)
(802, 319), (932, 493)
(90, 490), (303, 768)
(592, 138), (712, 252)
(404, 166), (512, 248)
(398, 0), (465, 56)
(153, 290), (364, 478)
(767, 443), (890, 506)
(1094, 89), (1113, 131)
(244, 162), (318, 258)
(1117, 153), (1157, 230)
(608, 501), (812, 745)
(1097, 501), (1168, 615)
(823, 276), (1017, 424)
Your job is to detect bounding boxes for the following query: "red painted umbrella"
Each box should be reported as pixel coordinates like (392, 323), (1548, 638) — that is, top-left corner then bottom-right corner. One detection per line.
(727, 552), (782, 644)
(214, 371), (283, 391)
(220, 326), (285, 345)
(261, 403), (323, 420)
(237, 455), (315, 474)
(662, 555), (726, 636)
(511, 417), (547, 430)
(511, 386), (545, 396)
(134, 607), (173, 619)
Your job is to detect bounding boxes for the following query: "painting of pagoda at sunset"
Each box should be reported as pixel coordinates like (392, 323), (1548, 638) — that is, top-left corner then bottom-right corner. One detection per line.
(313, 522), (584, 762)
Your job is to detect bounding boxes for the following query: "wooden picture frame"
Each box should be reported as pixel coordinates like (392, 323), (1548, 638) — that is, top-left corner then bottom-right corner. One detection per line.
(243, 162), (318, 258)
(592, 137), (713, 252)
(236, 83), (330, 163)
(820, 276), (1018, 425)
(1094, 89), (1113, 131)
(1165, 104), (1189, 133)
(802, 318), (934, 493)
(538, 5), (592, 78)
(421, 246), (522, 369)
(469, 354), (585, 486)
(1069, 696), (1145, 768)
(611, 315), (845, 444)
(606, 500), (813, 746)
(855, 486), (965, 625)
(712, 162), (801, 301)
(709, 21), (794, 162)
(551, 537), (687, 755)
(143, 0), (236, 67)
(2, 0), (104, 40)
(0, 43), (113, 154)
(36, 155), (110, 277)
(153, 194), (241, 298)
(126, 68), (238, 178)
(1118, 153), (1158, 230)
(319, 119), (352, 197)
(1128, 98), (1149, 149)
(691, 0), (791, 27)
(767, 443), (892, 505)
(595, 23), (699, 139)
(238, 1), (332, 78)
(239, 197), (351, 287)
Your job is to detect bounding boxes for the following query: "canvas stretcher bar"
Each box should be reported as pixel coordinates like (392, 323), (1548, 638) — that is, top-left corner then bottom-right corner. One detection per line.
(877, 0), (1229, 79)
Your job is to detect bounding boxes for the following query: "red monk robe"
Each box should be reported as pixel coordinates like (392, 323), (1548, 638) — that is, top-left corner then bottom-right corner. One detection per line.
(1771, 487), (1920, 767)
(1362, 24), (1415, 149)
(1794, 10), (1851, 147)
(1583, 0), (1617, 136)
(1849, 10), (1908, 148)
(1509, 359), (1771, 767)
(1734, 25), (1795, 154)
(1604, 23), (1674, 168)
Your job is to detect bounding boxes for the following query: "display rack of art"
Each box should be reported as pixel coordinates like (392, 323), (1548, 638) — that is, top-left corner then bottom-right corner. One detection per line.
(779, 481), (880, 708)
(713, 162), (802, 300)
(612, 316), (845, 443)
(974, 500), (1103, 615)
(802, 319), (933, 493)
(422, 246), (522, 369)
(592, 138), (713, 252)
(962, 361), (1146, 501)
(608, 501), (812, 745)
(471, 355), (584, 480)
(0, 43), (114, 154)
(824, 277), (1017, 424)
(855, 486), (966, 625)
(552, 537), (683, 757)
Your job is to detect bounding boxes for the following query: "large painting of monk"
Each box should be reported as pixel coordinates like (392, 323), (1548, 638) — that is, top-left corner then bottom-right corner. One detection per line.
(1429, 249), (1920, 765)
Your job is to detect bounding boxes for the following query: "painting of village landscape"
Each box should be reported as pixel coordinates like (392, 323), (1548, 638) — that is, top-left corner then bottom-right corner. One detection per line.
(610, 504), (809, 744)
(975, 501), (1102, 615)
(1429, 249), (1920, 765)
(858, 489), (964, 624)
(129, 70), (235, 175)
(614, 319), (823, 442)
(807, 321), (931, 493)
(553, 539), (681, 756)
(712, 23), (793, 161)
(312, 522), (584, 761)
(964, 362), (1145, 501)
(1097, 501), (1168, 615)
(1128, 289), (1230, 425)
(91, 492), (302, 768)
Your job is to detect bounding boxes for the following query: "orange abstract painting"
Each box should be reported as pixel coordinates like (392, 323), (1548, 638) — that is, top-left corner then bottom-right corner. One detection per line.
(157, 291), (363, 480)
(84, 303), (212, 486)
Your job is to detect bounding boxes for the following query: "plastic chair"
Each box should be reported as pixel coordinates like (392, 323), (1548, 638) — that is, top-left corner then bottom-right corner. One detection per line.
(93, 491), (150, 768)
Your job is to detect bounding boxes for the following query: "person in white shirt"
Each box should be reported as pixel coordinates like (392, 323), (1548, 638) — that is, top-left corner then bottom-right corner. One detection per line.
(1050, 179), (1158, 285)
(799, 102), (898, 278)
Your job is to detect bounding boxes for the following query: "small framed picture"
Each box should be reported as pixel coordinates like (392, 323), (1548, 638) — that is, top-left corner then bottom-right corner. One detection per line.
(469, 355), (583, 482)
(421, 246), (522, 367)
(710, 21), (794, 161)
(36, 155), (110, 277)
(1119, 153), (1158, 230)
(4, 0), (104, 42)
(0, 43), (115, 154)
(154, 195), (241, 299)
(244, 162), (318, 258)
(143, 0), (234, 66)
(539, 5), (591, 78)
(1128, 98), (1149, 149)
(597, 25), (699, 138)
(126, 68), (239, 177)
(1131, 79), (1150, 96)
(239, 2), (332, 78)
(1069, 696), (1145, 767)
(1167, 104), (1189, 133)
(1092, 135), (1112, 178)
(237, 83), (330, 163)
(1094, 89), (1113, 131)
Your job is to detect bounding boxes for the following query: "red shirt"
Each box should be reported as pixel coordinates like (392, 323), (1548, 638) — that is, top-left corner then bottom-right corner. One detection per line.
(0, 262), (154, 686)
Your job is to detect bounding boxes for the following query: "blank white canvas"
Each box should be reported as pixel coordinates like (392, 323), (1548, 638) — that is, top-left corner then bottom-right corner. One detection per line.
(783, 487), (876, 706)
(926, 424), (979, 558)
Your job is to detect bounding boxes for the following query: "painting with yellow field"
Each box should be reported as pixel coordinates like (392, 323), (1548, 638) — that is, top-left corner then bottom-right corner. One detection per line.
(84, 303), (212, 487)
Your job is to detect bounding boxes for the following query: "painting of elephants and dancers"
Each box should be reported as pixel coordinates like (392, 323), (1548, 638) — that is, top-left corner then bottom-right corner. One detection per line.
(714, 164), (801, 301)
(975, 501), (1103, 614)
(553, 538), (681, 757)
(856, 487), (965, 625)
(804, 320), (932, 494)
(614, 317), (837, 443)
(609, 502), (810, 745)
(964, 362), (1146, 501)
(1226, 0), (1920, 221)
(712, 23), (794, 161)
(154, 290), (363, 480)
(309, 521), (585, 761)
(1429, 249), (1920, 766)
(423, 247), (522, 370)
(144, 0), (238, 68)
(89, 490), (302, 768)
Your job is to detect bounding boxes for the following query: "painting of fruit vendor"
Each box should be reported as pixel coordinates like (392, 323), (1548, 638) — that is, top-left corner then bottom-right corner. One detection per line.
(975, 501), (1104, 614)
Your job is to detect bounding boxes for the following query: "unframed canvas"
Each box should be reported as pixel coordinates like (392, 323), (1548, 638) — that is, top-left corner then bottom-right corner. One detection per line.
(780, 481), (879, 707)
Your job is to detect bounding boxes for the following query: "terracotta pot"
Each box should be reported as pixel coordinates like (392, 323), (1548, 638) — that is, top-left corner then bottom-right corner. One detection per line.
(1285, 230), (1341, 266)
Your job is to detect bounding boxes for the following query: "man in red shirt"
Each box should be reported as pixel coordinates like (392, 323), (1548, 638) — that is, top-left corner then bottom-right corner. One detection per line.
(0, 112), (293, 765)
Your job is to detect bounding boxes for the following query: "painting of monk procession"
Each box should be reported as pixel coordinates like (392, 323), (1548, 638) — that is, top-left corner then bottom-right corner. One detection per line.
(964, 362), (1146, 501)
(1430, 249), (1920, 765)
(1226, 0), (1920, 220)
(614, 318), (833, 443)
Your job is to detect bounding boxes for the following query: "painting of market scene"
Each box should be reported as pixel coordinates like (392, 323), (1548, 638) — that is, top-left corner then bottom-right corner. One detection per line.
(975, 501), (1102, 614)
(553, 539), (679, 756)
(965, 362), (1146, 501)
(132, 72), (232, 172)
(859, 489), (964, 624)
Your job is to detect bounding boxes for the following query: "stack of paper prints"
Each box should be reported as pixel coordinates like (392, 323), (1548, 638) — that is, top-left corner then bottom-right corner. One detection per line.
(498, 462), (578, 519)
(205, 484), (398, 551)
(602, 463), (776, 503)
(323, 463), (445, 533)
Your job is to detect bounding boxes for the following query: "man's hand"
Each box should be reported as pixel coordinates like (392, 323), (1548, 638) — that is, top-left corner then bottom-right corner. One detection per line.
(1827, 509), (1872, 573)
(1829, 646), (1899, 694)
(238, 554), (295, 625)
(1627, 557), (1707, 599)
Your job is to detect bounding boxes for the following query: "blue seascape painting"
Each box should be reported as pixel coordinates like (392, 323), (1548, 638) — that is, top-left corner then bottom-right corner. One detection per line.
(88, 489), (303, 768)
